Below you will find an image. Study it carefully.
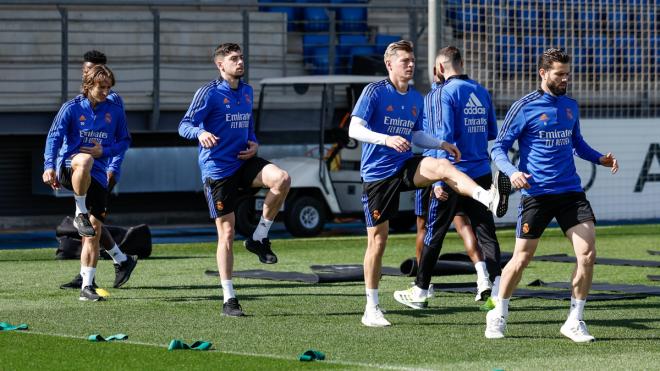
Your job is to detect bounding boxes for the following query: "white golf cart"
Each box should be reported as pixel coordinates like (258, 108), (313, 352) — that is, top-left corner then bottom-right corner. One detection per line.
(233, 75), (416, 237)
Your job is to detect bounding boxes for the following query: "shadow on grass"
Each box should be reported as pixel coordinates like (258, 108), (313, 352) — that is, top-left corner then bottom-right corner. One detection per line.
(146, 256), (212, 260)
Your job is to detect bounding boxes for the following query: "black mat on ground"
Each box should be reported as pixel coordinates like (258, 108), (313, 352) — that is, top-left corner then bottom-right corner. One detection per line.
(647, 275), (660, 281)
(528, 279), (660, 296)
(55, 216), (152, 259)
(648, 250), (660, 256)
(534, 254), (660, 267)
(399, 252), (514, 277)
(204, 265), (402, 283)
(434, 282), (646, 301)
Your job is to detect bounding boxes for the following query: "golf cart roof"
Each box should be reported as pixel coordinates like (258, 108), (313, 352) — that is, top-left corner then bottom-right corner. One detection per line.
(259, 75), (386, 86)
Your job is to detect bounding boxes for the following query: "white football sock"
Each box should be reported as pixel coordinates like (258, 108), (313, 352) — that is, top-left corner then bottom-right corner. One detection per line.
(471, 186), (491, 207)
(492, 276), (501, 298)
(252, 216), (274, 242)
(366, 288), (379, 309)
(80, 266), (96, 288)
(495, 297), (510, 318)
(221, 280), (235, 303)
(568, 297), (586, 321)
(107, 244), (127, 264)
(74, 195), (88, 215)
(475, 261), (488, 281)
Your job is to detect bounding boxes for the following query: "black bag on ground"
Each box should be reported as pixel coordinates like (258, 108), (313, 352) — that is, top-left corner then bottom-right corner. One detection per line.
(55, 216), (152, 260)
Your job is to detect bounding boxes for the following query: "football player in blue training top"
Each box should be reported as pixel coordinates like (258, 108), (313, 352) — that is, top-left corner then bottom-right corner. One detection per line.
(394, 46), (509, 311)
(179, 42), (291, 317)
(349, 40), (509, 327)
(59, 50), (138, 292)
(43, 64), (131, 301)
(485, 48), (619, 343)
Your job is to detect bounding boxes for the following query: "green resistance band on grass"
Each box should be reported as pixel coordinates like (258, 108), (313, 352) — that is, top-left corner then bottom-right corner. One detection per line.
(88, 334), (128, 342)
(168, 339), (213, 351)
(299, 349), (325, 362)
(0, 322), (28, 331)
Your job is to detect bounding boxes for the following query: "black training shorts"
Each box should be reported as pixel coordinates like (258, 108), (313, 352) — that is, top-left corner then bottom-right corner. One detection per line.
(204, 157), (271, 218)
(516, 192), (596, 239)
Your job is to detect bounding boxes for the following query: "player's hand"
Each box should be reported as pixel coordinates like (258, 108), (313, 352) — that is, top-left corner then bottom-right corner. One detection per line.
(42, 169), (60, 190)
(79, 139), (103, 158)
(510, 171), (532, 189)
(440, 141), (461, 162)
(238, 141), (258, 160)
(599, 152), (618, 174)
(385, 136), (410, 153)
(107, 171), (117, 190)
(198, 131), (219, 148)
(433, 185), (448, 201)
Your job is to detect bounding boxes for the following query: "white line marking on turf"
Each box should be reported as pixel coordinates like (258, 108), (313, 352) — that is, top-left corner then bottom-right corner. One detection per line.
(20, 331), (434, 371)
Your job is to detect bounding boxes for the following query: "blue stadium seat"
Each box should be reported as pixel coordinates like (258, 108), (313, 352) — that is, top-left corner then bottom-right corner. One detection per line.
(495, 35), (517, 54)
(258, 0), (300, 31)
(303, 34), (330, 64)
(308, 46), (342, 75)
(375, 34), (400, 55)
(462, 7), (483, 32)
(446, 0), (462, 24)
(492, 8), (510, 27)
(607, 11), (628, 27)
(337, 34), (365, 70)
(615, 36), (637, 48)
(553, 36), (566, 49)
(303, 6), (329, 32)
(332, 0), (368, 33)
(523, 35), (546, 64)
(338, 34), (368, 59)
(548, 10), (565, 29)
(346, 45), (376, 74)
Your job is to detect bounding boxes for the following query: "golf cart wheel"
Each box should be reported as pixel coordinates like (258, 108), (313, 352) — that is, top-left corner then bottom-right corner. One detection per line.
(284, 196), (326, 237)
(235, 196), (259, 238)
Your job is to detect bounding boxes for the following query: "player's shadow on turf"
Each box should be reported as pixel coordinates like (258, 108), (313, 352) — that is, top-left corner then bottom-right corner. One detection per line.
(134, 284), (220, 290)
(588, 318), (659, 331)
(143, 256), (212, 260)
(385, 306), (478, 318)
(236, 282), (363, 290)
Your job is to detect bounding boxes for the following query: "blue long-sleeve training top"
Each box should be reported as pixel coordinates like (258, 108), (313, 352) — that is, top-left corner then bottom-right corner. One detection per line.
(178, 79), (257, 181)
(43, 94), (132, 189)
(106, 91), (127, 182)
(352, 79), (424, 182)
(428, 75), (497, 180)
(491, 90), (603, 196)
(421, 81), (443, 158)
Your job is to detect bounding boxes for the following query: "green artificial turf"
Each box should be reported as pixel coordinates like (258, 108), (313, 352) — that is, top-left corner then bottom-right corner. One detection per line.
(0, 224), (658, 370)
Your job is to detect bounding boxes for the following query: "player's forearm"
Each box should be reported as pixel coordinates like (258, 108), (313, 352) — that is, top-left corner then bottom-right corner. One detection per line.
(178, 118), (204, 140)
(104, 136), (131, 158)
(43, 135), (62, 170)
(490, 144), (518, 177)
(411, 130), (445, 149)
(573, 139), (603, 164)
(348, 116), (388, 145)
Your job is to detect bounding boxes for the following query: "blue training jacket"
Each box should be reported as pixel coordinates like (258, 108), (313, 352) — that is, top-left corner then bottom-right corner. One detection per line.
(43, 94), (131, 189)
(106, 91), (127, 182)
(178, 79), (257, 181)
(491, 90), (603, 196)
(427, 75), (497, 180)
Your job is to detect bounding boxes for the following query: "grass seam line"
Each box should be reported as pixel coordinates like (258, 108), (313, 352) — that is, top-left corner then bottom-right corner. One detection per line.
(18, 330), (433, 371)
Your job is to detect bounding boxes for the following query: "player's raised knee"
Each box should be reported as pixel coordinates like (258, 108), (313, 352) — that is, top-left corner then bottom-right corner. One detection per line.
(274, 169), (291, 192)
(71, 153), (94, 170)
